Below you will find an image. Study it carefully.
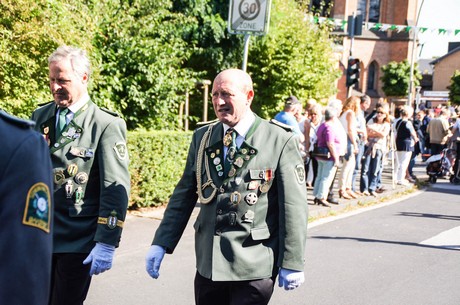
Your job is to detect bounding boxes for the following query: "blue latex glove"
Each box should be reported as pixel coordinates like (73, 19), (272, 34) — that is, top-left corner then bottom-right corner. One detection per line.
(145, 245), (166, 279)
(278, 268), (305, 291)
(83, 242), (115, 276)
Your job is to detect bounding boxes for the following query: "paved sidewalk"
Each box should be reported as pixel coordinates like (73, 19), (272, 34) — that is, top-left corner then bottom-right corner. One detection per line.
(307, 157), (428, 220)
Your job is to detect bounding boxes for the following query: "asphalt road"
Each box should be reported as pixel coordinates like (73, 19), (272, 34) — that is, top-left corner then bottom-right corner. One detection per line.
(86, 178), (460, 305)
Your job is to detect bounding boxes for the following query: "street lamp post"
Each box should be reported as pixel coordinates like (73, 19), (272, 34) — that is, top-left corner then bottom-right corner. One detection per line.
(407, 0), (425, 106)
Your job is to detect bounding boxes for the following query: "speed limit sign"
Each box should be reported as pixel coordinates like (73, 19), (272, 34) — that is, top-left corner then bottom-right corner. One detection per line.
(228, 0), (272, 35)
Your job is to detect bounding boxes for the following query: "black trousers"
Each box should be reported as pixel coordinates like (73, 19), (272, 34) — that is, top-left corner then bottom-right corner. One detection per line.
(194, 272), (275, 305)
(49, 253), (92, 305)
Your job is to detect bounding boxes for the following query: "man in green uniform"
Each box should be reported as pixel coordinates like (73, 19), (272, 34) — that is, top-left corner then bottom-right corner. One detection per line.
(31, 46), (130, 305)
(146, 69), (308, 305)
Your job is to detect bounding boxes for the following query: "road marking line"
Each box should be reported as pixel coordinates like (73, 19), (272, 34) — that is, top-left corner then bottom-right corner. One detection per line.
(419, 226), (460, 249)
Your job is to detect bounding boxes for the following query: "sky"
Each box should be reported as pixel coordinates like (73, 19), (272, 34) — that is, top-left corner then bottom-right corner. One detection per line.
(417, 0), (460, 59)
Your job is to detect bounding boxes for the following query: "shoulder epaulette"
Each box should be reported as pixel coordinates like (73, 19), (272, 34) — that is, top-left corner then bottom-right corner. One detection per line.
(0, 110), (35, 129)
(269, 119), (294, 132)
(196, 118), (219, 128)
(37, 101), (55, 107)
(101, 108), (120, 117)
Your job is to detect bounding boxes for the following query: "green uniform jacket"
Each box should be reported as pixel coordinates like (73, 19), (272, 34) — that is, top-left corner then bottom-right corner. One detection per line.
(153, 115), (308, 281)
(31, 101), (130, 253)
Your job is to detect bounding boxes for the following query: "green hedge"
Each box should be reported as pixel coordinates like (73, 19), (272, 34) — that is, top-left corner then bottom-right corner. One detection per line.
(128, 130), (192, 208)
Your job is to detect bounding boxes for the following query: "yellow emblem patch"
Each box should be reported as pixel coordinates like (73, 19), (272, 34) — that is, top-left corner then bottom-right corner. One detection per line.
(23, 182), (51, 233)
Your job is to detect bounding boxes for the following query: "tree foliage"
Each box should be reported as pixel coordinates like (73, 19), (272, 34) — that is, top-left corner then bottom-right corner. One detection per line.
(380, 60), (421, 97)
(89, 0), (202, 130)
(1, 0), (341, 128)
(448, 70), (460, 106)
(0, 0), (94, 117)
(249, 0), (341, 117)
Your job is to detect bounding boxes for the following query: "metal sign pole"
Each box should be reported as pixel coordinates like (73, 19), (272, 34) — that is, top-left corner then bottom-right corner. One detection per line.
(228, 0), (271, 72)
(242, 34), (251, 72)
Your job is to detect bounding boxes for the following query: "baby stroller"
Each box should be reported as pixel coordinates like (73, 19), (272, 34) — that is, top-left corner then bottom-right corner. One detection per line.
(425, 148), (452, 183)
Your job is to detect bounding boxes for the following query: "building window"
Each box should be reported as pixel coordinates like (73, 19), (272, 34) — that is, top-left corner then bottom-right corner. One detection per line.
(367, 61), (378, 90)
(310, 0), (333, 17)
(357, 0), (380, 23)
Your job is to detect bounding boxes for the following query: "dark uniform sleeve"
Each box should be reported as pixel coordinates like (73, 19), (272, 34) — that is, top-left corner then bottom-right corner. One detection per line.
(276, 134), (308, 271)
(94, 117), (130, 247)
(0, 115), (54, 305)
(152, 130), (200, 253)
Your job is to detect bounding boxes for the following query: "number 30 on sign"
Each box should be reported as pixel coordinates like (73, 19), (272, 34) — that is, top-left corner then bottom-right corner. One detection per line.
(228, 0), (272, 35)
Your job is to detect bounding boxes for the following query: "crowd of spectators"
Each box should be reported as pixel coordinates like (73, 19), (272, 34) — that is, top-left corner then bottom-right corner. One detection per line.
(278, 95), (460, 206)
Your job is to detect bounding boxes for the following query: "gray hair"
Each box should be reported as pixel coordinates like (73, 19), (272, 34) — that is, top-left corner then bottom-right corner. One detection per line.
(327, 99), (343, 111)
(324, 106), (337, 121)
(48, 45), (91, 80)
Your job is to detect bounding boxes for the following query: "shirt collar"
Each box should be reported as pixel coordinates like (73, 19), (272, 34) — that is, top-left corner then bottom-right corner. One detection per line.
(67, 93), (90, 114)
(223, 110), (255, 138)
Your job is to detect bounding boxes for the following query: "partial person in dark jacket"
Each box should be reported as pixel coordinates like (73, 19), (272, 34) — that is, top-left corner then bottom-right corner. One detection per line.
(0, 111), (53, 305)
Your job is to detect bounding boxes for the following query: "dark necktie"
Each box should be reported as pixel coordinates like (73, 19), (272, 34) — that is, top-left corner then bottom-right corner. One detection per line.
(56, 108), (69, 139)
(224, 128), (237, 176)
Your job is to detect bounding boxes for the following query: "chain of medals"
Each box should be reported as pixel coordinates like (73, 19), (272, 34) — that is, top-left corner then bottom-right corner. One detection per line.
(196, 123), (218, 204)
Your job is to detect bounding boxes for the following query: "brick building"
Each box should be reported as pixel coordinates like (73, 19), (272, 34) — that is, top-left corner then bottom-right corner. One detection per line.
(430, 46), (460, 91)
(312, 0), (420, 102)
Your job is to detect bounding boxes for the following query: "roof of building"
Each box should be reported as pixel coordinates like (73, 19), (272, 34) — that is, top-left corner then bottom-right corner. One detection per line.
(430, 46), (460, 65)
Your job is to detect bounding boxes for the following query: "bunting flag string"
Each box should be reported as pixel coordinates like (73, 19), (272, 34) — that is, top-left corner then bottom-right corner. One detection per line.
(311, 16), (460, 36)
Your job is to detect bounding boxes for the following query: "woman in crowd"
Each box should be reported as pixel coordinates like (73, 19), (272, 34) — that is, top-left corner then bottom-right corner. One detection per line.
(304, 104), (323, 188)
(312, 107), (342, 207)
(338, 96), (360, 199)
(395, 106), (419, 185)
(360, 106), (391, 196)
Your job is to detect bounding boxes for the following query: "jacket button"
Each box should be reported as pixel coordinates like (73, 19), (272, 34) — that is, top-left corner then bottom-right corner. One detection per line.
(217, 209), (223, 215)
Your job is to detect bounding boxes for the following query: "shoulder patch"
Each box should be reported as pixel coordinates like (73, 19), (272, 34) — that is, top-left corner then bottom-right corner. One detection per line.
(0, 110), (35, 129)
(295, 164), (306, 184)
(23, 182), (51, 233)
(269, 119), (294, 132)
(113, 141), (128, 160)
(101, 108), (120, 117)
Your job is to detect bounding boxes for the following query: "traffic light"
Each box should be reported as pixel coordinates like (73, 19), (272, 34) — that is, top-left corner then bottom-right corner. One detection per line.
(346, 57), (360, 87)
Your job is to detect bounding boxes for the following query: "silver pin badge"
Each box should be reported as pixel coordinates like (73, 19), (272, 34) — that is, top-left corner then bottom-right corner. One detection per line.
(245, 193), (258, 205)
